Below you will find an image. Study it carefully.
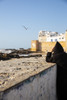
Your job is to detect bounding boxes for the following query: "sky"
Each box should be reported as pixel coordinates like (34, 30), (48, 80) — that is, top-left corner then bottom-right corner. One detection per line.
(0, 0), (67, 49)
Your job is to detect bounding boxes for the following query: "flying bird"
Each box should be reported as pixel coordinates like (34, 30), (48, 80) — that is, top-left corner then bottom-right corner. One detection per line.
(22, 25), (28, 30)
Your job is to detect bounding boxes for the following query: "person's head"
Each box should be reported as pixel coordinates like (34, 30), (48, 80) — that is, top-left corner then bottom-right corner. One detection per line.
(52, 41), (64, 54)
(46, 42), (64, 63)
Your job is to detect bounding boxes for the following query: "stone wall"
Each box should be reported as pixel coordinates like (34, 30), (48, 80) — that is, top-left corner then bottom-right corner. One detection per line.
(0, 65), (57, 100)
(31, 31), (67, 52)
(40, 41), (66, 52)
(31, 40), (39, 51)
(31, 41), (66, 52)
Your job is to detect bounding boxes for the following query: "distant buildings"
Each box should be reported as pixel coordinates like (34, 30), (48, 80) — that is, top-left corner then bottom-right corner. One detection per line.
(31, 30), (67, 52)
(38, 31), (65, 42)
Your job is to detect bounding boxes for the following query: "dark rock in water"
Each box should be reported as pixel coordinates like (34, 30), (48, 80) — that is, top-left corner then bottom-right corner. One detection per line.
(0, 52), (20, 60)
(8, 53), (19, 58)
(46, 41), (67, 100)
(0, 48), (42, 60)
(0, 53), (10, 60)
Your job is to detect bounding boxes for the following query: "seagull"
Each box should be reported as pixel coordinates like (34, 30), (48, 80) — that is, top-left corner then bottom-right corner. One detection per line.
(22, 25), (28, 30)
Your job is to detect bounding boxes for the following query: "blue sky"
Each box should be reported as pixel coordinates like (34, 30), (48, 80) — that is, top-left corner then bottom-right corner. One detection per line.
(0, 0), (67, 49)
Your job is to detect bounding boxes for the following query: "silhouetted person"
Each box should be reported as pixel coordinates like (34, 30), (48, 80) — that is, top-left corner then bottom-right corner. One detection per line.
(46, 42), (67, 100)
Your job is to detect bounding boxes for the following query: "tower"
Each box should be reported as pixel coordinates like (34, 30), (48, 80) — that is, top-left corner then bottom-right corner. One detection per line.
(31, 40), (38, 51)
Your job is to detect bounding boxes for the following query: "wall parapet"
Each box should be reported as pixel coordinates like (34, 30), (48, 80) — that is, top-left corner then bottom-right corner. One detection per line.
(0, 57), (55, 92)
(0, 63), (56, 100)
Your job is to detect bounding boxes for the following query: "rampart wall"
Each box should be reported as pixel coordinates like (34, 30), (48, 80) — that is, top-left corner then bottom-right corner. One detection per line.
(31, 31), (67, 52)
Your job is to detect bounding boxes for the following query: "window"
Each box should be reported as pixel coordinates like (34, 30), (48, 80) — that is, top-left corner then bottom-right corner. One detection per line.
(62, 37), (64, 39)
(55, 39), (57, 41)
(51, 39), (53, 42)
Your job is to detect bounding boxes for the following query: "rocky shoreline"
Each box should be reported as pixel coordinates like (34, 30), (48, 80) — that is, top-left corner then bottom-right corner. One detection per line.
(0, 49), (43, 60)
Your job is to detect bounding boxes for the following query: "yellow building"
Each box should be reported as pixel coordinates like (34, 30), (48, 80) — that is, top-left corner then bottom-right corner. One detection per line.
(31, 30), (67, 52)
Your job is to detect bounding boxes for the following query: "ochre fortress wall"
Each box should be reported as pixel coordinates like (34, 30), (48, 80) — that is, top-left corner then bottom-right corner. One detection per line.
(31, 31), (67, 52)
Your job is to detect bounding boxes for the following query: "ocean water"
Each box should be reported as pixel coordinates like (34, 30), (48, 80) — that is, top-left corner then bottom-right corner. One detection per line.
(0, 49), (12, 54)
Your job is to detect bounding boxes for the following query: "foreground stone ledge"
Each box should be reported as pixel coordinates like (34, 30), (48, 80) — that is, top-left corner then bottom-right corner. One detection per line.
(0, 56), (55, 92)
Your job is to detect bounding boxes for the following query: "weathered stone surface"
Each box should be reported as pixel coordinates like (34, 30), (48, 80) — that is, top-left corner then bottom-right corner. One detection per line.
(2, 65), (57, 100)
(0, 56), (55, 92)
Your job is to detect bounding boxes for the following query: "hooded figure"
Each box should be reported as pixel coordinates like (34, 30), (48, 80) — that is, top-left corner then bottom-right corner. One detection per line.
(46, 42), (67, 100)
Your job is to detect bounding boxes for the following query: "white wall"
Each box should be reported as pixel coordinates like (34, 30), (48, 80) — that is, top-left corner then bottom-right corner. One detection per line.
(38, 31), (65, 42)
(46, 35), (65, 42)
